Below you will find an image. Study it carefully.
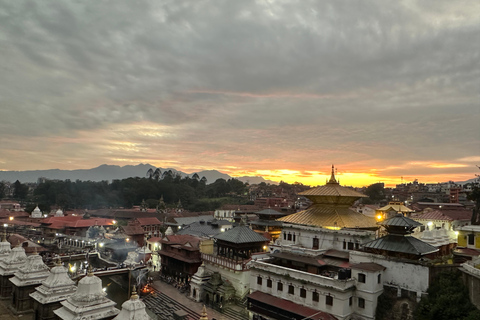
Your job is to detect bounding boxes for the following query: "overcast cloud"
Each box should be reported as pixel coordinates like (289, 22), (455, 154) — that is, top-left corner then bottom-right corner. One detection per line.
(0, 0), (479, 186)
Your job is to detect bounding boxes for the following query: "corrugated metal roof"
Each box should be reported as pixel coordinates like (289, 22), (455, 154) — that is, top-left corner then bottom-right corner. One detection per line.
(299, 183), (367, 198)
(363, 234), (438, 255)
(350, 263), (386, 272)
(255, 208), (287, 216)
(214, 225), (269, 244)
(277, 205), (377, 229)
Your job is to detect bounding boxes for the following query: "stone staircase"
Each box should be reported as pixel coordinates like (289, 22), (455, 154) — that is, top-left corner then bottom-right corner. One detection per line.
(143, 288), (200, 320)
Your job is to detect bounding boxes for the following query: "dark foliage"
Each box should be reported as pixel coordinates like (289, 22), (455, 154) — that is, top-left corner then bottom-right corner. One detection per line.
(414, 271), (480, 320)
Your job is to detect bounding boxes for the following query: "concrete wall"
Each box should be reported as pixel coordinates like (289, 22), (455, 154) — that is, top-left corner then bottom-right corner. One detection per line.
(350, 251), (429, 296)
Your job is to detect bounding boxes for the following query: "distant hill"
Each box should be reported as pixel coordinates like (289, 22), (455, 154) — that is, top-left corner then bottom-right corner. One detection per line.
(0, 164), (277, 185)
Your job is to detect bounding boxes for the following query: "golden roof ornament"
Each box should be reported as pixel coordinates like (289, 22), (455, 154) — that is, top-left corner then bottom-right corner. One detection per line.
(55, 257), (63, 266)
(131, 285), (139, 300)
(199, 305), (208, 320)
(327, 164), (338, 184)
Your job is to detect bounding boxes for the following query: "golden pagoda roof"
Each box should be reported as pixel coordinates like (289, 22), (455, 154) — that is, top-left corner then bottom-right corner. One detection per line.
(278, 166), (376, 229)
(278, 205), (377, 229)
(298, 165), (367, 201)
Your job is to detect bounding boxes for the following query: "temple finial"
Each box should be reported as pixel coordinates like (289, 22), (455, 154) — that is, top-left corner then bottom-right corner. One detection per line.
(131, 285), (139, 300)
(199, 305), (208, 320)
(87, 264), (93, 276)
(327, 164), (338, 184)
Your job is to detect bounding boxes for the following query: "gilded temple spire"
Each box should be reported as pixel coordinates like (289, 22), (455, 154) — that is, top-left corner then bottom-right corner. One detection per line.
(327, 164), (338, 184)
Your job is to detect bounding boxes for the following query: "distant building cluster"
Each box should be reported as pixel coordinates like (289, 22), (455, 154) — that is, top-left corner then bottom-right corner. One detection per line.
(0, 166), (478, 320)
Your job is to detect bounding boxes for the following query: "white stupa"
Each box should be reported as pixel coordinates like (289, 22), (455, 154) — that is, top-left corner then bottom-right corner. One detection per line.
(10, 251), (50, 287)
(0, 245), (28, 277)
(54, 267), (120, 320)
(113, 286), (153, 320)
(10, 251), (51, 313)
(30, 258), (76, 305)
(0, 245), (27, 298)
(165, 227), (174, 236)
(31, 206), (43, 218)
(55, 209), (65, 217)
(0, 232), (11, 258)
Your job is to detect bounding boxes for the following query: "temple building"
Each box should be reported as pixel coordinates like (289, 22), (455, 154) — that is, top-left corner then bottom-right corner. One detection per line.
(159, 234), (202, 283)
(113, 286), (153, 320)
(0, 245), (27, 299)
(278, 165), (377, 230)
(196, 220), (269, 308)
(30, 259), (76, 320)
(249, 208), (287, 242)
(9, 251), (50, 314)
(31, 206), (44, 219)
(54, 267), (120, 320)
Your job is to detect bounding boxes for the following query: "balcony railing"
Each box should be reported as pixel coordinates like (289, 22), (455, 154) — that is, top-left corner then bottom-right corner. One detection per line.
(201, 253), (250, 271)
(251, 260), (355, 291)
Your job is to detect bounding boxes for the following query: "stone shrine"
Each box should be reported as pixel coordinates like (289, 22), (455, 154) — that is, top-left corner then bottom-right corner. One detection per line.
(30, 258), (77, 320)
(9, 251), (50, 314)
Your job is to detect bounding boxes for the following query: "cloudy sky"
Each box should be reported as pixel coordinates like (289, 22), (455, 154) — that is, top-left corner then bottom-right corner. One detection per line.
(1, 0), (479, 186)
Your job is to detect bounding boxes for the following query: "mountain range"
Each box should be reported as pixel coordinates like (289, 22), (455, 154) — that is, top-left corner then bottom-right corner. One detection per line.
(0, 164), (277, 185)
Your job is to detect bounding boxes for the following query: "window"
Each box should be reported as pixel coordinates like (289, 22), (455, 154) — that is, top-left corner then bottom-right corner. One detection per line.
(377, 274), (382, 284)
(277, 282), (283, 291)
(358, 273), (366, 283)
(355, 242), (359, 250)
(267, 279), (272, 288)
(468, 234), (475, 245)
(312, 291), (319, 302)
(326, 295), (333, 306)
(288, 285), (294, 295)
(293, 234), (296, 242)
(283, 232), (287, 240)
(343, 240), (346, 249)
(348, 242), (354, 250)
(313, 237), (319, 250)
(358, 298), (365, 309)
(349, 297), (352, 306)
(257, 276), (262, 285)
(300, 288), (306, 298)
(288, 233), (292, 241)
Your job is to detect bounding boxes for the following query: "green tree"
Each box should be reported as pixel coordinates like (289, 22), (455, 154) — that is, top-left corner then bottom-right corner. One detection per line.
(415, 271), (480, 320)
(0, 182), (5, 200)
(13, 180), (29, 200)
(364, 183), (385, 204)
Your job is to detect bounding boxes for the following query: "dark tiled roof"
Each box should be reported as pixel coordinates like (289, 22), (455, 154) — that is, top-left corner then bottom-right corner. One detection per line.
(350, 262), (386, 272)
(176, 220), (231, 237)
(214, 225), (269, 244)
(363, 234), (438, 256)
(248, 291), (337, 320)
(379, 214), (422, 228)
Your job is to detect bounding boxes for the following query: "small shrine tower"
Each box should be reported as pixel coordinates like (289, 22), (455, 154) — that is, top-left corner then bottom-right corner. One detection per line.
(113, 286), (153, 320)
(0, 245), (27, 298)
(9, 251), (50, 314)
(54, 267), (120, 320)
(30, 258), (76, 320)
(0, 232), (11, 258)
(31, 206), (43, 218)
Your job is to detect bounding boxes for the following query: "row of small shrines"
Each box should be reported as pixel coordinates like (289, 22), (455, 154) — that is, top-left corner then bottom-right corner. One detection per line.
(0, 234), (210, 320)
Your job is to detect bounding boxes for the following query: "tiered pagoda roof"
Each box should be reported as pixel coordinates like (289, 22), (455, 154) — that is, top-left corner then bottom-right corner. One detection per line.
(363, 214), (438, 257)
(278, 166), (377, 229)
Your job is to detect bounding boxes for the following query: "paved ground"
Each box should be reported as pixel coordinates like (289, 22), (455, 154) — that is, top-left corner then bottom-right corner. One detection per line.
(148, 280), (248, 320)
(0, 298), (32, 320)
